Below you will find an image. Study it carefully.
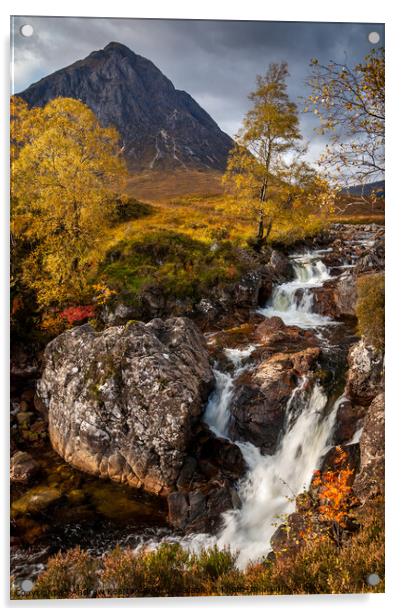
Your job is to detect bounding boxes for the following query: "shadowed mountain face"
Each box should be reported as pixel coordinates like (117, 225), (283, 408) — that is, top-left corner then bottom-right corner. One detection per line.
(17, 42), (234, 172)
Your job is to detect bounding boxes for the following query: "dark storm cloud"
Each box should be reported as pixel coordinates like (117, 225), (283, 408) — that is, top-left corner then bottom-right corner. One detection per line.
(11, 16), (384, 162)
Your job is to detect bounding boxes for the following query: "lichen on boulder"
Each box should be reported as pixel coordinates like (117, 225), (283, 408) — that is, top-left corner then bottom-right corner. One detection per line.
(37, 317), (215, 496)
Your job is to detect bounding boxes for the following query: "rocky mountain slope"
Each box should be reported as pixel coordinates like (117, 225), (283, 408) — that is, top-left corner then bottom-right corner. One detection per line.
(17, 42), (234, 172)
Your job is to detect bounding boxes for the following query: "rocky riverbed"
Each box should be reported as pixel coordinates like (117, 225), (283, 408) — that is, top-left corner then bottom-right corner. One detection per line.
(10, 223), (385, 583)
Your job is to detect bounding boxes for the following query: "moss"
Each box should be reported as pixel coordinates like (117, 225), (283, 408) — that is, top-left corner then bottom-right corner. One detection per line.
(11, 486), (62, 517)
(125, 319), (140, 327)
(356, 273), (384, 351)
(83, 353), (119, 401)
(210, 323), (256, 351)
(84, 483), (161, 521)
(100, 231), (246, 305)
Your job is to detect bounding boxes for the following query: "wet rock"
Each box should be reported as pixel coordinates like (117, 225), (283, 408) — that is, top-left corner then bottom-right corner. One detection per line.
(167, 421), (246, 531)
(295, 491), (314, 513)
(11, 486), (62, 517)
(312, 273), (357, 318)
(10, 451), (39, 484)
(20, 389), (35, 404)
(213, 267), (273, 313)
(19, 400), (30, 413)
(268, 250), (293, 281)
(345, 339), (384, 406)
(230, 348), (320, 453)
(66, 489), (86, 505)
(207, 323), (257, 354)
(232, 271), (264, 308)
(354, 235), (385, 274)
(189, 422), (246, 482)
(33, 392), (49, 420)
(353, 393), (384, 503)
(16, 411), (33, 426)
(334, 273), (358, 316)
(164, 418), (246, 532)
(36, 317), (214, 496)
(270, 511), (321, 558)
(168, 479), (240, 533)
(195, 298), (220, 322)
(99, 301), (140, 327)
(10, 346), (40, 380)
(257, 276), (273, 306)
(255, 317), (319, 351)
(332, 399), (366, 444)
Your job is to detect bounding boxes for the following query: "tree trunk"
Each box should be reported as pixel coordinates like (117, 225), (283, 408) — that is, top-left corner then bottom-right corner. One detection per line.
(265, 216), (273, 241)
(257, 209), (264, 240)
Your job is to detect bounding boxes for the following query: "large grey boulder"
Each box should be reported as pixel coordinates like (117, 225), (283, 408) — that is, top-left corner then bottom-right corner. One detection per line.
(37, 317), (214, 496)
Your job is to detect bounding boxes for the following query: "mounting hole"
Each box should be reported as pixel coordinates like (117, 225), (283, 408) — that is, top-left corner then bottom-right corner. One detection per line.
(366, 573), (380, 586)
(20, 24), (34, 38)
(21, 579), (33, 592)
(368, 31), (380, 44)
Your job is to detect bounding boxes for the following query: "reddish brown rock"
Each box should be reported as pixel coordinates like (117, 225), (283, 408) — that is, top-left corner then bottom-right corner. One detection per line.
(311, 273), (357, 319)
(254, 317), (319, 352)
(229, 348), (320, 454)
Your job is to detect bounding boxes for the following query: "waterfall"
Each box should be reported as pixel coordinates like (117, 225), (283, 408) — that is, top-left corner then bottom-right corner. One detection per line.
(216, 383), (342, 568)
(199, 248), (343, 567)
(204, 345), (255, 437)
(258, 252), (334, 328)
(142, 248), (345, 568)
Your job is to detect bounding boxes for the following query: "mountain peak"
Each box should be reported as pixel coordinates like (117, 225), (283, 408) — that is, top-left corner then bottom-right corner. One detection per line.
(17, 44), (233, 172)
(102, 41), (136, 55)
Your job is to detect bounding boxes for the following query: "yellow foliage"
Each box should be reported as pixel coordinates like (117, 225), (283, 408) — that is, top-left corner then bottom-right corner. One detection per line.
(222, 63), (335, 241)
(11, 96), (127, 309)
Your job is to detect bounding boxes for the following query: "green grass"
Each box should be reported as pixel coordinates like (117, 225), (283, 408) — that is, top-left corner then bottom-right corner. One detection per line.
(93, 193), (331, 309)
(99, 230), (246, 304)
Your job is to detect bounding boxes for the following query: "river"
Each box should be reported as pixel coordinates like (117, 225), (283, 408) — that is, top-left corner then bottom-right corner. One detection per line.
(11, 233), (371, 583)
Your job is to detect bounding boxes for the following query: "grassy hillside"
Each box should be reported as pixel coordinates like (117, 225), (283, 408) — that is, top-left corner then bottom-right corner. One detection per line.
(93, 191), (327, 311)
(125, 169), (225, 202)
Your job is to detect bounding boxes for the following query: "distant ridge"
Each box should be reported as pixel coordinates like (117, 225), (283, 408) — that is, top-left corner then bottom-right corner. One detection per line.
(341, 180), (385, 198)
(18, 42), (234, 172)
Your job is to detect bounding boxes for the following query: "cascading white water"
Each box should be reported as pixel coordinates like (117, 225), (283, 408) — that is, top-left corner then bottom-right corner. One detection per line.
(258, 252), (334, 328)
(216, 385), (344, 568)
(199, 248), (344, 567)
(142, 248), (345, 568)
(204, 346), (255, 437)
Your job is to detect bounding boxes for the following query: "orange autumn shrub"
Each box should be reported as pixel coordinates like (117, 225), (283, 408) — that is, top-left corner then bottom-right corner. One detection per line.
(312, 447), (357, 529)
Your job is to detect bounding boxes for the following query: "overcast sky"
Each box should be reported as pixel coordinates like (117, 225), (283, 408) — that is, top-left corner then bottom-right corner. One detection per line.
(11, 16), (384, 164)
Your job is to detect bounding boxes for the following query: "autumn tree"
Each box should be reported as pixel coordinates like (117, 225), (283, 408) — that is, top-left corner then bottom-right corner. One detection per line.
(223, 62), (309, 248)
(306, 47), (385, 192)
(11, 96), (127, 311)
